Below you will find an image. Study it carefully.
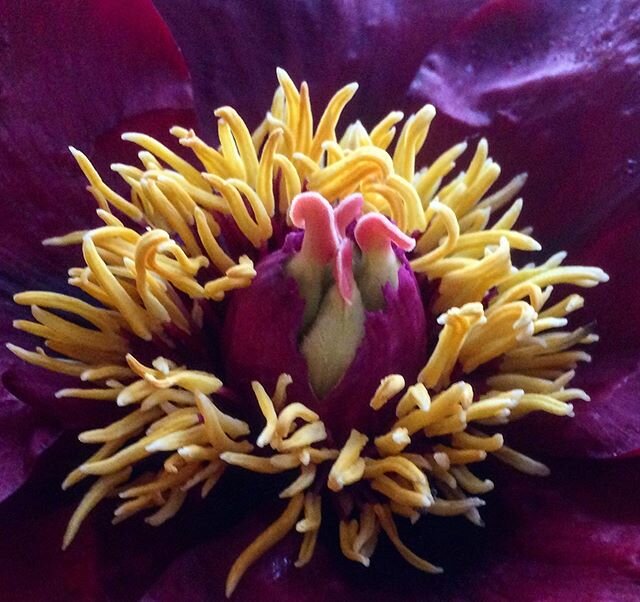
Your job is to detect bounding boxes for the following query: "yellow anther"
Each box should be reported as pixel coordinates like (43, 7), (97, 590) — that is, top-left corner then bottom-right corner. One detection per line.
(308, 147), (393, 201)
(328, 430), (368, 492)
(309, 82), (358, 161)
(370, 374), (406, 410)
(370, 111), (404, 151)
(419, 303), (486, 390)
(70, 146), (144, 222)
(121, 132), (211, 190)
(215, 106), (260, 186)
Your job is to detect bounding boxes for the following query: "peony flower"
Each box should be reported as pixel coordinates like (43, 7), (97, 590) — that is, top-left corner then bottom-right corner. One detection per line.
(2, 1), (640, 600)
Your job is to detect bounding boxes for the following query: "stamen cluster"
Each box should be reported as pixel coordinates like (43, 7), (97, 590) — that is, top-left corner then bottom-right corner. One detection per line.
(8, 69), (607, 598)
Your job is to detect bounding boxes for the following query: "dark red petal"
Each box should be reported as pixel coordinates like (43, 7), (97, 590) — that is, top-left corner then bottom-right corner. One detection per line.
(407, 0), (640, 252)
(506, 198), (640, 458)
(0, 394), (58, 504)
(0, 0), (194, 289)
(142, 459), (640, 601)
(0, 287), (61, 501)
(153, 0), (481, 137)
(0, 0), (197, 497)
(572, 200), (640, 352)
(0, 447), (275, 601)
(466, 459), (640, 601)
(405, 0), (640, 459)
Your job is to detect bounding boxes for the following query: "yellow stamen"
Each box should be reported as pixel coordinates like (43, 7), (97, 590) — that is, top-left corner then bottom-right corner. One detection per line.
(328, 430), (368, 492)
(226, 494), (304, 598)
(63, 467), (132, 550)
(370, 374), (406, 410)
(9, 69), (609, 596)
(374, 504), (442, 573)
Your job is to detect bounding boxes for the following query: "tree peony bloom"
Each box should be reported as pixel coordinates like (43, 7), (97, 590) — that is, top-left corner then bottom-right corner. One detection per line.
(1, 1), (640, 600)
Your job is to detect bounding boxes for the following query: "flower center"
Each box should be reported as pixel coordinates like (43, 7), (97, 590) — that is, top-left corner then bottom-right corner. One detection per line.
(222, 190), (427, 432)
(8, 68), (608, 598)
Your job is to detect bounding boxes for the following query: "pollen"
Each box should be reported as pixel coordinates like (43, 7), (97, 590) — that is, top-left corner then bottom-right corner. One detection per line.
(8, 68), (608, 597)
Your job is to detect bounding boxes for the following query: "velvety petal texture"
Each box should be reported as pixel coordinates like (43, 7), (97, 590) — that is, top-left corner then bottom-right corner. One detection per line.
(153, 0), (482, 136)
(409, 0), (640, 248)
(0, 0), (194, 287)
(405, 0), (640, 457)
(0, 0), (196, 499)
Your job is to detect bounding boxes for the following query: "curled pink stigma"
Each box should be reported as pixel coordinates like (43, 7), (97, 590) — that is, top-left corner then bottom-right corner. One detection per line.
(289, 191), (340, 264)
(354, 212), (416, 253)
(334, 193), (364, 236)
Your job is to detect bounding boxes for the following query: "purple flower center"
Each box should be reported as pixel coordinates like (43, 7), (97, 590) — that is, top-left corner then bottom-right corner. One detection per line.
(223, 192), (428, 441)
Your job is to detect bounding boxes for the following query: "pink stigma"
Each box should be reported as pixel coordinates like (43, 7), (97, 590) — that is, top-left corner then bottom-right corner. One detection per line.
(290, 192), (340, 264)
(354, 213), (416, 253)
(334, 193), (364, 236)
(334, 239), (355, 304)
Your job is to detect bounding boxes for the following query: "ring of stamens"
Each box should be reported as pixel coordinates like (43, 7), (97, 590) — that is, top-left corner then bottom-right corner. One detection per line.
(8, 68), (607, 598)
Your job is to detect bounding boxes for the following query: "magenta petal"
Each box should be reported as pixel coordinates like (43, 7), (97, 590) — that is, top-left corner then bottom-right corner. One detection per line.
(407, 0), (640, 251)
(571, 201), (640, 352)
(0, 479), (102, 600)
(0, 291), (60, 501)
(142, 459), (640, 601)
(0, 0), (194, 289)
(0, 0), (197, 417)
(154, 0), (481, 136)
(505, 351), (640, 459)
(0, 434), (211, 600)
(466, 459), (640, 601)
(502, 198), (640, 458)
(0, 0), (197, 496)
(405, 1), (640, 459)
